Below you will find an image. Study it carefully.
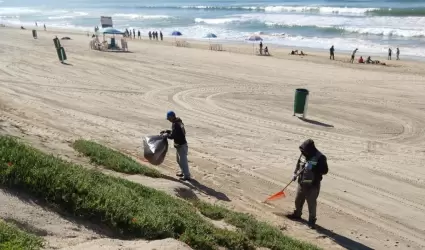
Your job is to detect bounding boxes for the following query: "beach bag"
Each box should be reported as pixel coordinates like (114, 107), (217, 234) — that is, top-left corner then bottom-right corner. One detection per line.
(143, 135), (168, 166)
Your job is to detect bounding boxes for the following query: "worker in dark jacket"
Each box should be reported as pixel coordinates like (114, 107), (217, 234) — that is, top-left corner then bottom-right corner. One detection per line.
(287, 139), (328, 229)
(161, 111), (191, 181)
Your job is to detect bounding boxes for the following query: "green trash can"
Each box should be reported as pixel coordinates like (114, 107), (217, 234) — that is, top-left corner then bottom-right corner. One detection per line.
(56, 47), (67, 62)
(293, 88), (309, 117)
(53, 37), (61, 50)
(60, 47), (67, 61)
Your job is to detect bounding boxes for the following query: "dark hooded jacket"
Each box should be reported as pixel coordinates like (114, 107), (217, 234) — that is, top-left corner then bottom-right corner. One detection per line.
(167, 117), (187, 146)
(294, 139), (328, 186)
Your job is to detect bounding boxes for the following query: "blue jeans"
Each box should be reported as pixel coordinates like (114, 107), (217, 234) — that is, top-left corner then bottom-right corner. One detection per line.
(176, 144), (190, 178)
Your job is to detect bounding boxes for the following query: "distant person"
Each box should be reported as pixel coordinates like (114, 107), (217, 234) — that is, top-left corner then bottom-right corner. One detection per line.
(138, 30), (141, 39)
(160, 31), (163, 41)
(264, 46), (270, 55)
(366, 56), (372, 64)
(161, 111), (191, 181)
(329, 45), (335, 60)
(35, 22), (38, 27)
(358, 56), (364, 63)
(149, 31), (152, 40)
(388, 48), (392, 60)
(156, 31), (159, 41)
(43, 24), (46, 31)
(259, 41), (263, 55)
(286, 139), (328, 229)
(133, 29), (135, 39)
(396, 47), (400, 60)
(350, 48), (358, 63)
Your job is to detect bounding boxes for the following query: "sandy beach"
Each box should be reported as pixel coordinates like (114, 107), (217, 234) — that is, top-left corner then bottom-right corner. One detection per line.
(1, 26), (425, 250)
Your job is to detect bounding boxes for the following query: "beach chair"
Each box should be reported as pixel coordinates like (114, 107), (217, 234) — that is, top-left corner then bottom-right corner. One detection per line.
(121, 38), (128, 51)
(181, 41), (189, 47)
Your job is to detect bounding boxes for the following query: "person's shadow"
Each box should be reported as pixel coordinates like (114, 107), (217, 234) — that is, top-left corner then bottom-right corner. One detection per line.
(274, 212), (374, 250)
(162, 176), (231, 202)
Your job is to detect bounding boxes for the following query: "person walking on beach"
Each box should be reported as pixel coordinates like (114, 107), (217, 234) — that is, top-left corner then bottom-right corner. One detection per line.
(149, 31), (152, 40)
(160, 31), (163, 41)
(161, 111), (191, 181)
(138, 30), (141, 39)
(396, 47), (400, 60)
(259, 41), (263, 55)
(286, 139), (328, 229)
(329, 45), (335, 60)
(156, 31), (159, 41)
(43, 24), (46, 31)
(388, 48), (392, 60)
(350, 48), (358, 63)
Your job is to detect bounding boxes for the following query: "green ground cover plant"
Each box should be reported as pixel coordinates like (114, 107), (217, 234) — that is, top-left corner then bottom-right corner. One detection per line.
(72, 139), (161, 177)
(0, 219), (43, 250)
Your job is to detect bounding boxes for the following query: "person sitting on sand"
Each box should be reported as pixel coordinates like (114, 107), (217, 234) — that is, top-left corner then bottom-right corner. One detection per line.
(264, 46), (270, 55)
(366, 56), (373, 63)
(20, 26), (25, 30)
(358, 56), (364, 63)
(300, 51), (306, 56)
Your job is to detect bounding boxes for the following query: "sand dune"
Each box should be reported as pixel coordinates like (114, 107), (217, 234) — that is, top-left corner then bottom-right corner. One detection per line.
(0, 27), (425, 250)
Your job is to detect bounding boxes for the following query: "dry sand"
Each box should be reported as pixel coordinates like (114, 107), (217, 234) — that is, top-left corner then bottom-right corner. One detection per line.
(1, 26), (425, 250)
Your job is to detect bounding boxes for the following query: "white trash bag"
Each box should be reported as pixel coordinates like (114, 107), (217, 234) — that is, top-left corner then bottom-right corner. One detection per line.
(143, 135), (168, 166)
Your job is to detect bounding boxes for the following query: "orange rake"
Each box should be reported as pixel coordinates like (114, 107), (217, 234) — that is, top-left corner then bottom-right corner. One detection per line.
(262, 179), (294, 203)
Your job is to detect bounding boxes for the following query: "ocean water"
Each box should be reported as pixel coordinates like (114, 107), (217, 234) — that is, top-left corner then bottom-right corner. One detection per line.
(1, 0), (425, 57)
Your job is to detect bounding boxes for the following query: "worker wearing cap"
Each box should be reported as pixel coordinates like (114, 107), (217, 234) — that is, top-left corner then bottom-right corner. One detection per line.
(161, 111), (191, 181)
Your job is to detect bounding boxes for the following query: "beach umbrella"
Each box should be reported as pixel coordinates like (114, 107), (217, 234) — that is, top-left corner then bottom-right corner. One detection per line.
(205, 33), (217, 47)
(205, 33), (217, 38)
(247, 34), (263, 54)
(247, 35), (262, 42)
(98, 27), (125, 35)
(171, 30), (182, 43)
(171, 31), (182, 36)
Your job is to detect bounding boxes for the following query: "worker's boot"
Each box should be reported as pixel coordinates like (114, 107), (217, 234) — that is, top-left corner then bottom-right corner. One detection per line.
(308, 218), (317, 229)
(286, 211), (302, 221)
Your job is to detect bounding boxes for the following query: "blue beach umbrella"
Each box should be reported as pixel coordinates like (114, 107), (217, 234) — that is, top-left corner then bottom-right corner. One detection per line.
(171, 31), (182, 36)
(205, 33), (217, 38)
(98, 27), (125, 35)
(171, 30), (182, 42)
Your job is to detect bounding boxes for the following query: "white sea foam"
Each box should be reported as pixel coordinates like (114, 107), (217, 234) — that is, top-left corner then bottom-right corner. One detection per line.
(48, 12), (88, 20)
(0, 7), (40, 15)
(179, 5), (378, 15)
(113, 13), (172, 20)
(194, 17), (240, 24)
(263, 6), (378, 15)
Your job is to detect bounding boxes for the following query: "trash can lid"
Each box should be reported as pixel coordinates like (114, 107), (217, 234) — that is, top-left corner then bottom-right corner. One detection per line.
(296, 88), (309, 93)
